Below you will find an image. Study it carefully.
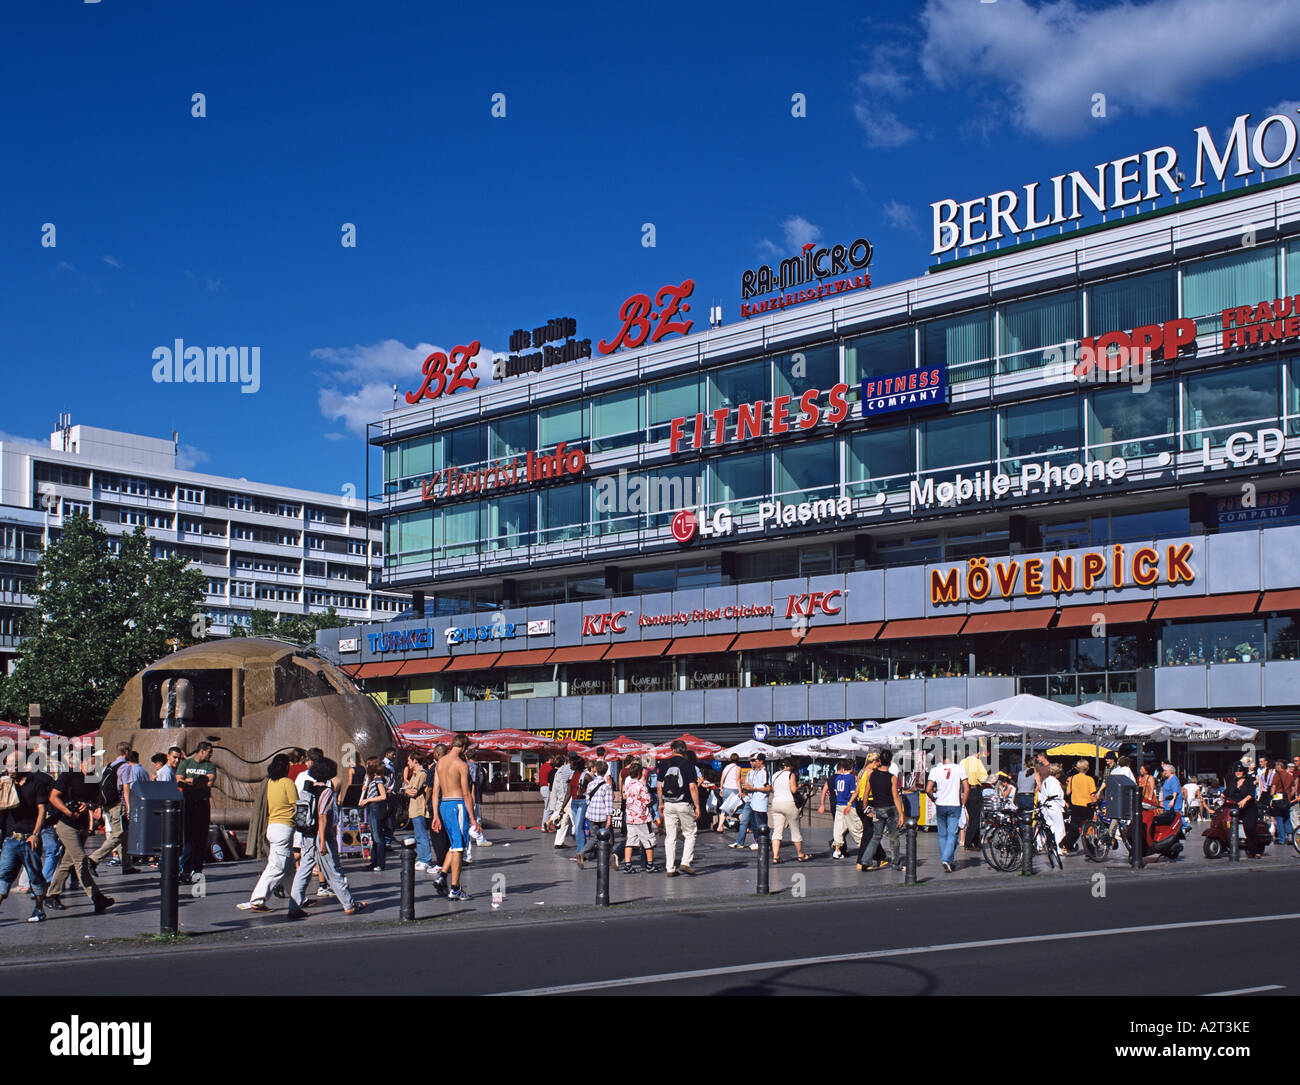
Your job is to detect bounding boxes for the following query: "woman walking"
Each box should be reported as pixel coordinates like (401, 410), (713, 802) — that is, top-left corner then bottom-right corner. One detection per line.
(717, 754), (742, 834)
(237, 754), (298, 913)
(769, 758), (811, 863)
(568, 757), (593, 865)
(359, 756), (390, 871)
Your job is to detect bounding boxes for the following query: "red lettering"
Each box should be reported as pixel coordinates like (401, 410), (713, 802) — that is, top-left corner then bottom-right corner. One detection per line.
(650, 279), (695, 342)
(797, 389), (820, 429)
(771, 394), (791, 434)
(737, 400), (764, 440)
(598, 293), (653, 354)
(826, 383), (850, 424)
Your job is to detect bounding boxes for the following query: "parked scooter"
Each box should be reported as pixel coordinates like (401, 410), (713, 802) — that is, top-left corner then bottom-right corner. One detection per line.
(1201, 803), (1270, 858)
(1127, 801), (1185, 861)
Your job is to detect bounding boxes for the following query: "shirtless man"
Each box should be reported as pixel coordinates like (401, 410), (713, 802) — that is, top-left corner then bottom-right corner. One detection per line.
(430, 734), (482, 901)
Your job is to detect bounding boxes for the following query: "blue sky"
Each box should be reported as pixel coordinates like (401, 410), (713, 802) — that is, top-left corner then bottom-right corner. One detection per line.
(3, 0), (1299, 496)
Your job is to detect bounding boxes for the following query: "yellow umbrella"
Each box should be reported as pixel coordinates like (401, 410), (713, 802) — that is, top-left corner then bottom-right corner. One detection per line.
(1046, 741), (1113, 757)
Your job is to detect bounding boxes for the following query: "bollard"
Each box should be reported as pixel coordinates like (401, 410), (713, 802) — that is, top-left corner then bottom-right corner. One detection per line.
(756, 824), (771, 895)
(1019, 809), (1034, 876)
(400, 838), (416, 921)
(903, 817), (918, 885)
(1131, 807), (1143, 872)
(595, 828), (612, 907)
(1229, 807), (1240, 862)
(159, 798), (180, 935)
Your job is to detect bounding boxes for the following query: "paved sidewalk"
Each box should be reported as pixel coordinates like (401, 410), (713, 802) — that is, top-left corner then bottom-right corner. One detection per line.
(0, 818), (1291, 960)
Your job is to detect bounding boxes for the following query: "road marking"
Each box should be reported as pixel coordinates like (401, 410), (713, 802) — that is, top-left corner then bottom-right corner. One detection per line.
(1200, 985), (1284, 997)
(491, 912), (1300, 996)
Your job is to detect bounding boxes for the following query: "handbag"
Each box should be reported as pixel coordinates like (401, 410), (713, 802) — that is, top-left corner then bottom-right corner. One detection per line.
(1269, 793), (1290, 817)
(0, 775), (17, 811)
(720, 792), (743, 816)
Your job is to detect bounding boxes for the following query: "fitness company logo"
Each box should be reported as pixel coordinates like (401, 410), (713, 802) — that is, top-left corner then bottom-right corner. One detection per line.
(740, 238), (873, 319)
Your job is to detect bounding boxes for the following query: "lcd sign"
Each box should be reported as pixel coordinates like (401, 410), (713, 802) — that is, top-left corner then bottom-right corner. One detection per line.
(861, 366), (947, 418)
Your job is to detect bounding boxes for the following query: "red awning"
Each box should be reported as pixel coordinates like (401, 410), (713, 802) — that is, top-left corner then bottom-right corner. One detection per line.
(547, 645), (610, 663)
(1055, 601), (1153, 628)
(605, 640), (669, 659)
(960, 609), (1055, 635)
(803, 622), (883, 644)
(489, 650), (555, 668)
(443, 653), (501, 672)
(876, 616), (967, 640)
(353, 661), (406, 678)
(397, 657), (449, 675)
(1151, 592), (1260, 620)
(1260, 589), (1300, 612)
(663, 634), (737, 656)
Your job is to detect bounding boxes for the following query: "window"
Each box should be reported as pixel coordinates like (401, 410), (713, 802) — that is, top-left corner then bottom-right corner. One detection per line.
(1182, 246), (1278, 334)
(643, 465), (703, 530)
(922, 412), (993, 470)
(278, 531), (299, 546)
(848, 426), (914, 495)
(439, 424), (485, 469)
(121, 509), (145, 526)
(845, 326), (914, 385)
(207, 579), (226, 595)
(776, 442), (834, 502)
(999, 290), (1079, 373)
(306, 507), (327, 522)
(924, 311), (993, 383)
(647, 375), (702, 444)
(1000, 397), (1080, 472)
(488, 413), (534, 460)
(592, 388), (642, 453)
(177, 487), (203, 503)
(307, 534), (325, 550)
(179, 517), (202, 533)
(233, 581), (254, 598)
(385, 438), (434, 488)
(1162, 619), (1265, 666)
(1088, 269), (1174, 334)
(538, 483), (585, 544)
(438, 501), (483, 557)
(1182, 363), (1278, 449)
(1086, 382), (1175, 459)
(387, 510), (434, 566)
(773, 343), (838, 400)
(710, 451), (769, 513)
(709, 358), (769, 412)
(148, 513), (172, 529)
(484, 492), (533, 550)
(348, 540), (367, 555)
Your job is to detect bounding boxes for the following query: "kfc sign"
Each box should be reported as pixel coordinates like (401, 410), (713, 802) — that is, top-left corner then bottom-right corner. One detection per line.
(785, 590), (842, 619)
(581, 611), (629, 636)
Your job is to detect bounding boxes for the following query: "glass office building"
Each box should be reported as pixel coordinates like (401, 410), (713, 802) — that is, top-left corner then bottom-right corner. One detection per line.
(319, 175), (1300, 760)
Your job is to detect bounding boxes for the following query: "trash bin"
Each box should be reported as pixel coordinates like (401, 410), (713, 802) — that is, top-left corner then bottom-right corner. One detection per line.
(126, 780), (183, 858)
(1105, 775), (1137, 821)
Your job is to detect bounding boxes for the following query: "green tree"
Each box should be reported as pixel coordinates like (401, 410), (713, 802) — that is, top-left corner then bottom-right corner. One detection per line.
(2, 515), (206, 735)
(231, 606), (342, 647)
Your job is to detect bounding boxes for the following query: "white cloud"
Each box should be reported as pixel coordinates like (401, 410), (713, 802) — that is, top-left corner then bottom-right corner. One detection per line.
(102, 255), (121, 268)
(918, 0), (1300, 139)
(882, 200), (919, 232)
(780, 215), (822, 250)
(312, 338), (507, 437)
(854, 40), (920, 147)
(0, 429), (43, 447)
(853, 102), (917, 148)
(322, 432), (349, 442)
(176, 444), (210, 471)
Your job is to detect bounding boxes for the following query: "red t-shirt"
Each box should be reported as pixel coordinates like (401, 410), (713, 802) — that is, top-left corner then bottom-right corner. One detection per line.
(288, 764), (307, 782)
(539, 763), (553, 787)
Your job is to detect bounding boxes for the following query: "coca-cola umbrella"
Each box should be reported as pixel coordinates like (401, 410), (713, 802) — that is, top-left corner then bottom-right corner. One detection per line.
(597, 735), (655, 758)
(652, 733), (724, 759)
(563, 741), (596, 759)
(471, 728), (552, 752)
(393, 722), (458, 749)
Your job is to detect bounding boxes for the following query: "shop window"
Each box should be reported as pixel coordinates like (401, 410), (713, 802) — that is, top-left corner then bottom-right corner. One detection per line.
(1087, 381), (1175, 460)
(505, 666), (558, 700)
(923, 310), (993, 384)
(1267, 616), (1300, 661)
(1181, 363), (1278, 450)
(681, 654), (739, 690)
(1161, 619), (1266, 666)
(848, 426), (913, 496)
(566, 663), (614, 696)
(999, 290), (1079, 374)
(845, 326), (914, 385)
(1099, 507), (1189, 545)
(747, 649), (815, 686)
(816, 644), (889, 682)
(623, 659), (675, 692)
(1182, 246), (1278, 335)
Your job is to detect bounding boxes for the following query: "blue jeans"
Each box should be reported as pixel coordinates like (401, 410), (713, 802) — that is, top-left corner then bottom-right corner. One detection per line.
(367, 805), (386, 869)
(936, 805), (962, 864)
(571, 800), (589, 854)
(410, 815), (433, 866)
(734, 804), (768, 846)
(0, 837), (48, 900)
(41, 826), (63, 884)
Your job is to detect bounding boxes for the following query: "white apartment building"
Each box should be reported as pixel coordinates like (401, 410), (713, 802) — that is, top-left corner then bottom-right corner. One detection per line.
(0, 420), (406, 670)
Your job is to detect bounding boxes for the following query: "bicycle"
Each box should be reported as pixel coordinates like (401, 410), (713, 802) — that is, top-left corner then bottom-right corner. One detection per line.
(981, 806), (1064, 871)
(1079, 807), (1131, 863)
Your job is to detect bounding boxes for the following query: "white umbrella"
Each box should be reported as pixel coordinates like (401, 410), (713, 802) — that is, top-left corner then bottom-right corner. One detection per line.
(718, 738), (784, 759)
(1150, 709), (1259, 742)
(941, 693), (1101, 736)
(808, 728), (883, 755)
(1073, 700), (1183, 740)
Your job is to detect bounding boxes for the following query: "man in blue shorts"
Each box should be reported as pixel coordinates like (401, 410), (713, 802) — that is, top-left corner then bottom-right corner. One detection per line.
(430, 734), (482, 901)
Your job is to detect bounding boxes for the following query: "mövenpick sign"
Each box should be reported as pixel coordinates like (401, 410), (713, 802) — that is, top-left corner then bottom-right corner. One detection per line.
(931, 109), (1300, 257)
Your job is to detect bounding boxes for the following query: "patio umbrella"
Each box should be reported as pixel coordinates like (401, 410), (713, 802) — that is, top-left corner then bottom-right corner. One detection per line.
(563, 741), (596, 758)
(717, 738), (783, 759)
(393, 722), (458, 748)
(597, 735), (655, 758)
(471, 728), (552, 752)
(1046, 741), (1115, 758)
(1150, 709), (1259, 742)
(796, 729), (883, 756)
(653, 733), (724, 759)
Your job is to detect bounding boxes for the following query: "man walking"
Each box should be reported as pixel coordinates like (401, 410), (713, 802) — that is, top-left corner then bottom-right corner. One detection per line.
(89, 742), (136, 874)
(177, 742), (216, 883)
(289, 755), (365, 917)
(431, 734), (482, 901)
(45, 749), (114, 914)
(819, 759), (862, 859)
(0, 751), (50, 922)
(404, 751), (434, 872)
(926, 746), (968, 873)
(959, 744), (989, 852)
(730, 754), (771, 850)
(656, 740), (700, 876)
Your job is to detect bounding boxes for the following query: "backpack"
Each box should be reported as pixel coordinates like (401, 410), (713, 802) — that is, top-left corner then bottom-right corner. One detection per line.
(293, 782), (322, 833)
(660, 762), (690, 802)
(100, 760), (123, 809)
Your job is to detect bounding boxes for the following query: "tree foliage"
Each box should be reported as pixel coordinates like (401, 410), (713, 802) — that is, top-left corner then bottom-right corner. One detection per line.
(230, 606), (342, 647)
(1, 515), (206, 735)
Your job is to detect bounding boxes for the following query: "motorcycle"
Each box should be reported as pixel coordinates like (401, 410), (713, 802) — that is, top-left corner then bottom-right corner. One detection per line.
(1201, 802), (1271, 858)
(1128, 801), (1185, 861)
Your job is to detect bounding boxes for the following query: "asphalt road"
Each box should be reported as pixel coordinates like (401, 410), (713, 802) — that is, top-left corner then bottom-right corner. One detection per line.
(8, 863), (1298, 998)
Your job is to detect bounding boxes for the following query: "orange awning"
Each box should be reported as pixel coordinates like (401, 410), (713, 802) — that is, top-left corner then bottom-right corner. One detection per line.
(876, 616), (967, 640)
(1260, 589), (1300, 612)
(443, 653), (501, 672)
(489, 649), (554, 668)
(1055, 601), (1153, 628)
(353, 661), (406, 678)
(961, 609), (1055, 635)
(605, 640), (668, 659)
(1151, 592), (1260, 620)
(663, 634), (737, 656)
(731, 630), (807, 650)
(397, 657), (449, 676)
(803, 622), (883, 644)
(547, 645), (610, 663)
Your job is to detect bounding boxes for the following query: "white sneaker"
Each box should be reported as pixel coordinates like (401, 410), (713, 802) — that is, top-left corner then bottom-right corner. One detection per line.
(414, 862), (428, 872)
(749, 843), (759, 851)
